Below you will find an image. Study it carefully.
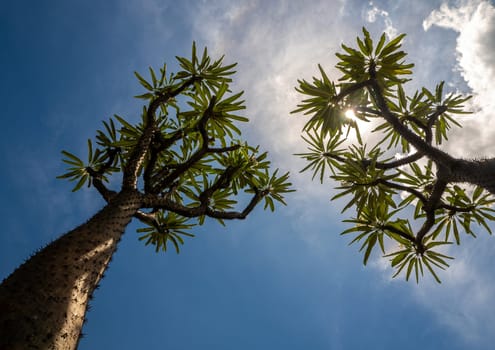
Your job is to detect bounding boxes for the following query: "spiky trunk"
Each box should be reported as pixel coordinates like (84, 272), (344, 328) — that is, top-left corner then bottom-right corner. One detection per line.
(451, 158), (495, 195)
(0, 190), (142, 350)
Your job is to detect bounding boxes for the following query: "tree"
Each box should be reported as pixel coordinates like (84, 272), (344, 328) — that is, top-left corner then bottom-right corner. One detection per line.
(0, 44), (293, 350)
(293, 28), (495, 283)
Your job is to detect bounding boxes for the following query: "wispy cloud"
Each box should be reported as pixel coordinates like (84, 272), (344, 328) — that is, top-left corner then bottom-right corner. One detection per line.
(188, 0), (352, 172)
(182, 0), (384, 261)
(365, 1), (398, 38)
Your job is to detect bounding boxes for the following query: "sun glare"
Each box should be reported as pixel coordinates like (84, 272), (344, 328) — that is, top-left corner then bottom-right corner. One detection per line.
(343, 108), (373, 137)
(345, 109), (357, 121)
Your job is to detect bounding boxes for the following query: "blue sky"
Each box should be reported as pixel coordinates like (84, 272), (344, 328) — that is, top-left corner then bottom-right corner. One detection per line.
(2, 0), (495, 349)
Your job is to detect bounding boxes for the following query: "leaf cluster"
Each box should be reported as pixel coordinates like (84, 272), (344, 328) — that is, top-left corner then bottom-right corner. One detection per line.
(137, 212), (194, 253)
(336, 29), (413, 85)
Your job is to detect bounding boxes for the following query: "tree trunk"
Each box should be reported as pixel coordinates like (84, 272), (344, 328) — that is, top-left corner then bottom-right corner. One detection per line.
(0, 189), (142, 350)
(451, 158), (495, 195)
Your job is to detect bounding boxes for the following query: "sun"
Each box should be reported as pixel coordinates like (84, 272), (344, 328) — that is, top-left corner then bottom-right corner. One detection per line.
(345, 109), (358, 121)
(344, 109), (373, 137)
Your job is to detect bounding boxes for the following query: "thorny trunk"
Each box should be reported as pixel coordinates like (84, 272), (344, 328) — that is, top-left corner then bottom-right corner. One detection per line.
(451, 158), (495, 195)
(0, 190), (142, 350)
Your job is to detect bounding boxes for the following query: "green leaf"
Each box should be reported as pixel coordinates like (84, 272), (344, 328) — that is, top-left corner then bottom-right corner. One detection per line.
(374, 33), (387, 56)
(363, 234), (377, 265)
(61, 150), (84, 166)
(422, 257), (442, 283)
(362, 27), (373, 56)
(405, 258), (416, 281)
(134, 71), (153, 91)
(390, 250), (409, 267)
(149, 66), (158, 87)
(72, 175), (88, 192)
(377, 33), (406, 59)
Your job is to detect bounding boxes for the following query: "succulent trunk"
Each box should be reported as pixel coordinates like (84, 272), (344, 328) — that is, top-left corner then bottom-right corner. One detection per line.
(0, 189), (142, 350)
(451, 158), (495, 195)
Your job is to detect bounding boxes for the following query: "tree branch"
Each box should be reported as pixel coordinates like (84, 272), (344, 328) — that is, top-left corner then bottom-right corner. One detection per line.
(379, 152), (425, 169)
(150, 96), (222, 193)
(86, 147), (120, 201)
(438, 203), (475, 213)
(122, 76), (201, 190)
(141, 189), (263, 220)
(134, 210), (158, 227)
(367, 77), (455, 168)
(143, 127), (194, 193)
(426, 106), (448, 130)
(143, 145), (159, 194)
(404, 116), (427, 132)
(323, 150), (425, 171)
(199, 166), (239, 205)
(333, 79), (373, 103)
(208, 145), (241, 153)
(415, 176), (448, 250)
(376, 179), (428, 204)
(154, 126), (187, 151)
(381, 224), (416, 243)
(424, 105), (448, 144)
(86, 172), (117, 202)
(206, 190), (263, 219)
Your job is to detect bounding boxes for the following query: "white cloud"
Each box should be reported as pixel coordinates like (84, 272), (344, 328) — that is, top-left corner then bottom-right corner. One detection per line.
(401, 1), (495, 344)
(410, 235), (495, 345)
(186, 0), (355, 185)
(366, 1), (398, 38)
(423, 0), (495, 158)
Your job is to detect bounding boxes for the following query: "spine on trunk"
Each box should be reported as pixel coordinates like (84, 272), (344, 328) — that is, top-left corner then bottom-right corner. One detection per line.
(0, 190), (142, 350)
(451, 158), (495, 195)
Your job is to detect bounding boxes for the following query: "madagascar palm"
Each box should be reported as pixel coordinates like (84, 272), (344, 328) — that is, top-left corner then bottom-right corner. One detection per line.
(0, 44), (292, 349)
(294, 28), (495, 283)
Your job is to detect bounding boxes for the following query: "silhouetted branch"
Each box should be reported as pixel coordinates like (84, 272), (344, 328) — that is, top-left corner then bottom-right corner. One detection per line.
(123, 76), (201, 190)
(142, 189), (263, 220)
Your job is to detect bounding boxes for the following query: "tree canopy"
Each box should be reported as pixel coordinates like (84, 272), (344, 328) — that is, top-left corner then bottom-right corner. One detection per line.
(293, 28), (495, 283)
(58, 43), (293, 253)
